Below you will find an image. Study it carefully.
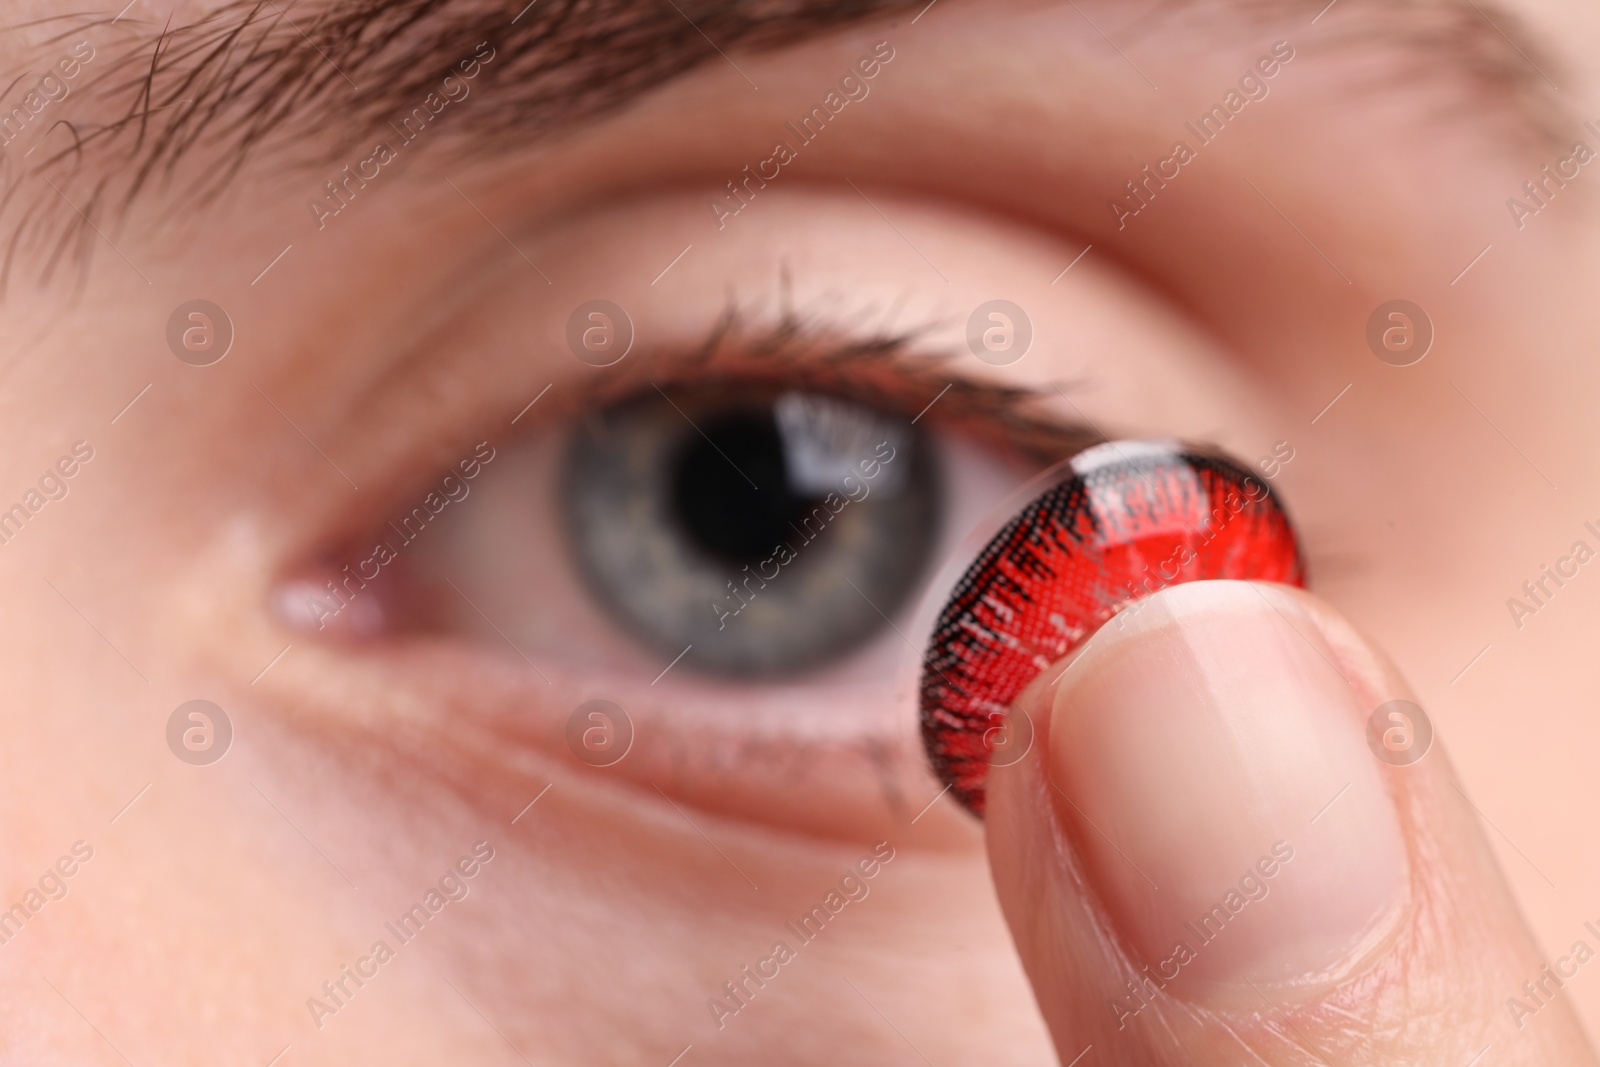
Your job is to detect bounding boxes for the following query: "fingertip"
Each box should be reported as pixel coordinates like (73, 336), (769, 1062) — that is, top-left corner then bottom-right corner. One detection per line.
(984, 581), (1597, 1065)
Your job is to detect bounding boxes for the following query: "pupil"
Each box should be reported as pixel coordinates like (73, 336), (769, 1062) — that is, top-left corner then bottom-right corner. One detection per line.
(670, 410), (822, 563)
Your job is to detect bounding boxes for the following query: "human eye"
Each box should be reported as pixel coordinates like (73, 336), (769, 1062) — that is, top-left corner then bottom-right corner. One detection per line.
(250, 186), (1285, 838)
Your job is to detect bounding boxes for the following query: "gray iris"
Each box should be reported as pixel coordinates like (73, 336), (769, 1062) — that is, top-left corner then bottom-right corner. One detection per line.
(563, 386), (940, 677)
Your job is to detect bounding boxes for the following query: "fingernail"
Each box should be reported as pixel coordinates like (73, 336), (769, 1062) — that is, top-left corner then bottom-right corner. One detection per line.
(1043, 580), (1405, 990)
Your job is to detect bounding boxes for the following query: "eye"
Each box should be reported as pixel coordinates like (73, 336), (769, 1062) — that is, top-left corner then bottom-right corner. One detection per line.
(253, 185), (1288, 836)
(563, 385), (940, 677)
(368, 362), (1073, 681)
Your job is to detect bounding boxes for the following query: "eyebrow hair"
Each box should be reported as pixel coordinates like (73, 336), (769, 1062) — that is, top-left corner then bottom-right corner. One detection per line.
(0, 0), (1566, 286)
(3, 0), (926, 285)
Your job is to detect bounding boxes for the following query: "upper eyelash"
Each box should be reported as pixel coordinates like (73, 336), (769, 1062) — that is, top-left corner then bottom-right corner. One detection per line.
(552, 276), (1105, 468)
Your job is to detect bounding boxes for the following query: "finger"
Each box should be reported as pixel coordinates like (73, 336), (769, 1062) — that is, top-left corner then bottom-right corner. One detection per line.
(985, 579), (1596, 1067)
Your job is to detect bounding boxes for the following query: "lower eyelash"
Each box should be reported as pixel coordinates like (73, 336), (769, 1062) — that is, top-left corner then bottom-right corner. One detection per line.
(919, 439), (1305, 816)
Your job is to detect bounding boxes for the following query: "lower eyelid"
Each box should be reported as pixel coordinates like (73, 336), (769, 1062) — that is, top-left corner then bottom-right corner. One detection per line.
(239, 627), (935, 841)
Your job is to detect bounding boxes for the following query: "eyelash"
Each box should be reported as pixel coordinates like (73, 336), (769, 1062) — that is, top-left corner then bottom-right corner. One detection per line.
(547, 297), (1102, 468)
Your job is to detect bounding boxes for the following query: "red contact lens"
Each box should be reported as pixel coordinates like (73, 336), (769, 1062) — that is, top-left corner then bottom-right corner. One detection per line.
(920, 440), (1305, 816)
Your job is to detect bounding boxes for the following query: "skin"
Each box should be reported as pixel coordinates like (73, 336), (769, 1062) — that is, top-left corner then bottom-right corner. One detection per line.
(1, 0), (1598, 1064)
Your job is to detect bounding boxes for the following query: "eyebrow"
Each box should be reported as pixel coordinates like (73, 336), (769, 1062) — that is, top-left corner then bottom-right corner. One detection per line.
(0, 0), (1566, 283)
(3, 0), (926, 282)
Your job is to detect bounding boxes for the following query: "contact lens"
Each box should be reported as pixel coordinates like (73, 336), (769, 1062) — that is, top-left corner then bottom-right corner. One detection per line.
(919, 440), (1305, 816)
